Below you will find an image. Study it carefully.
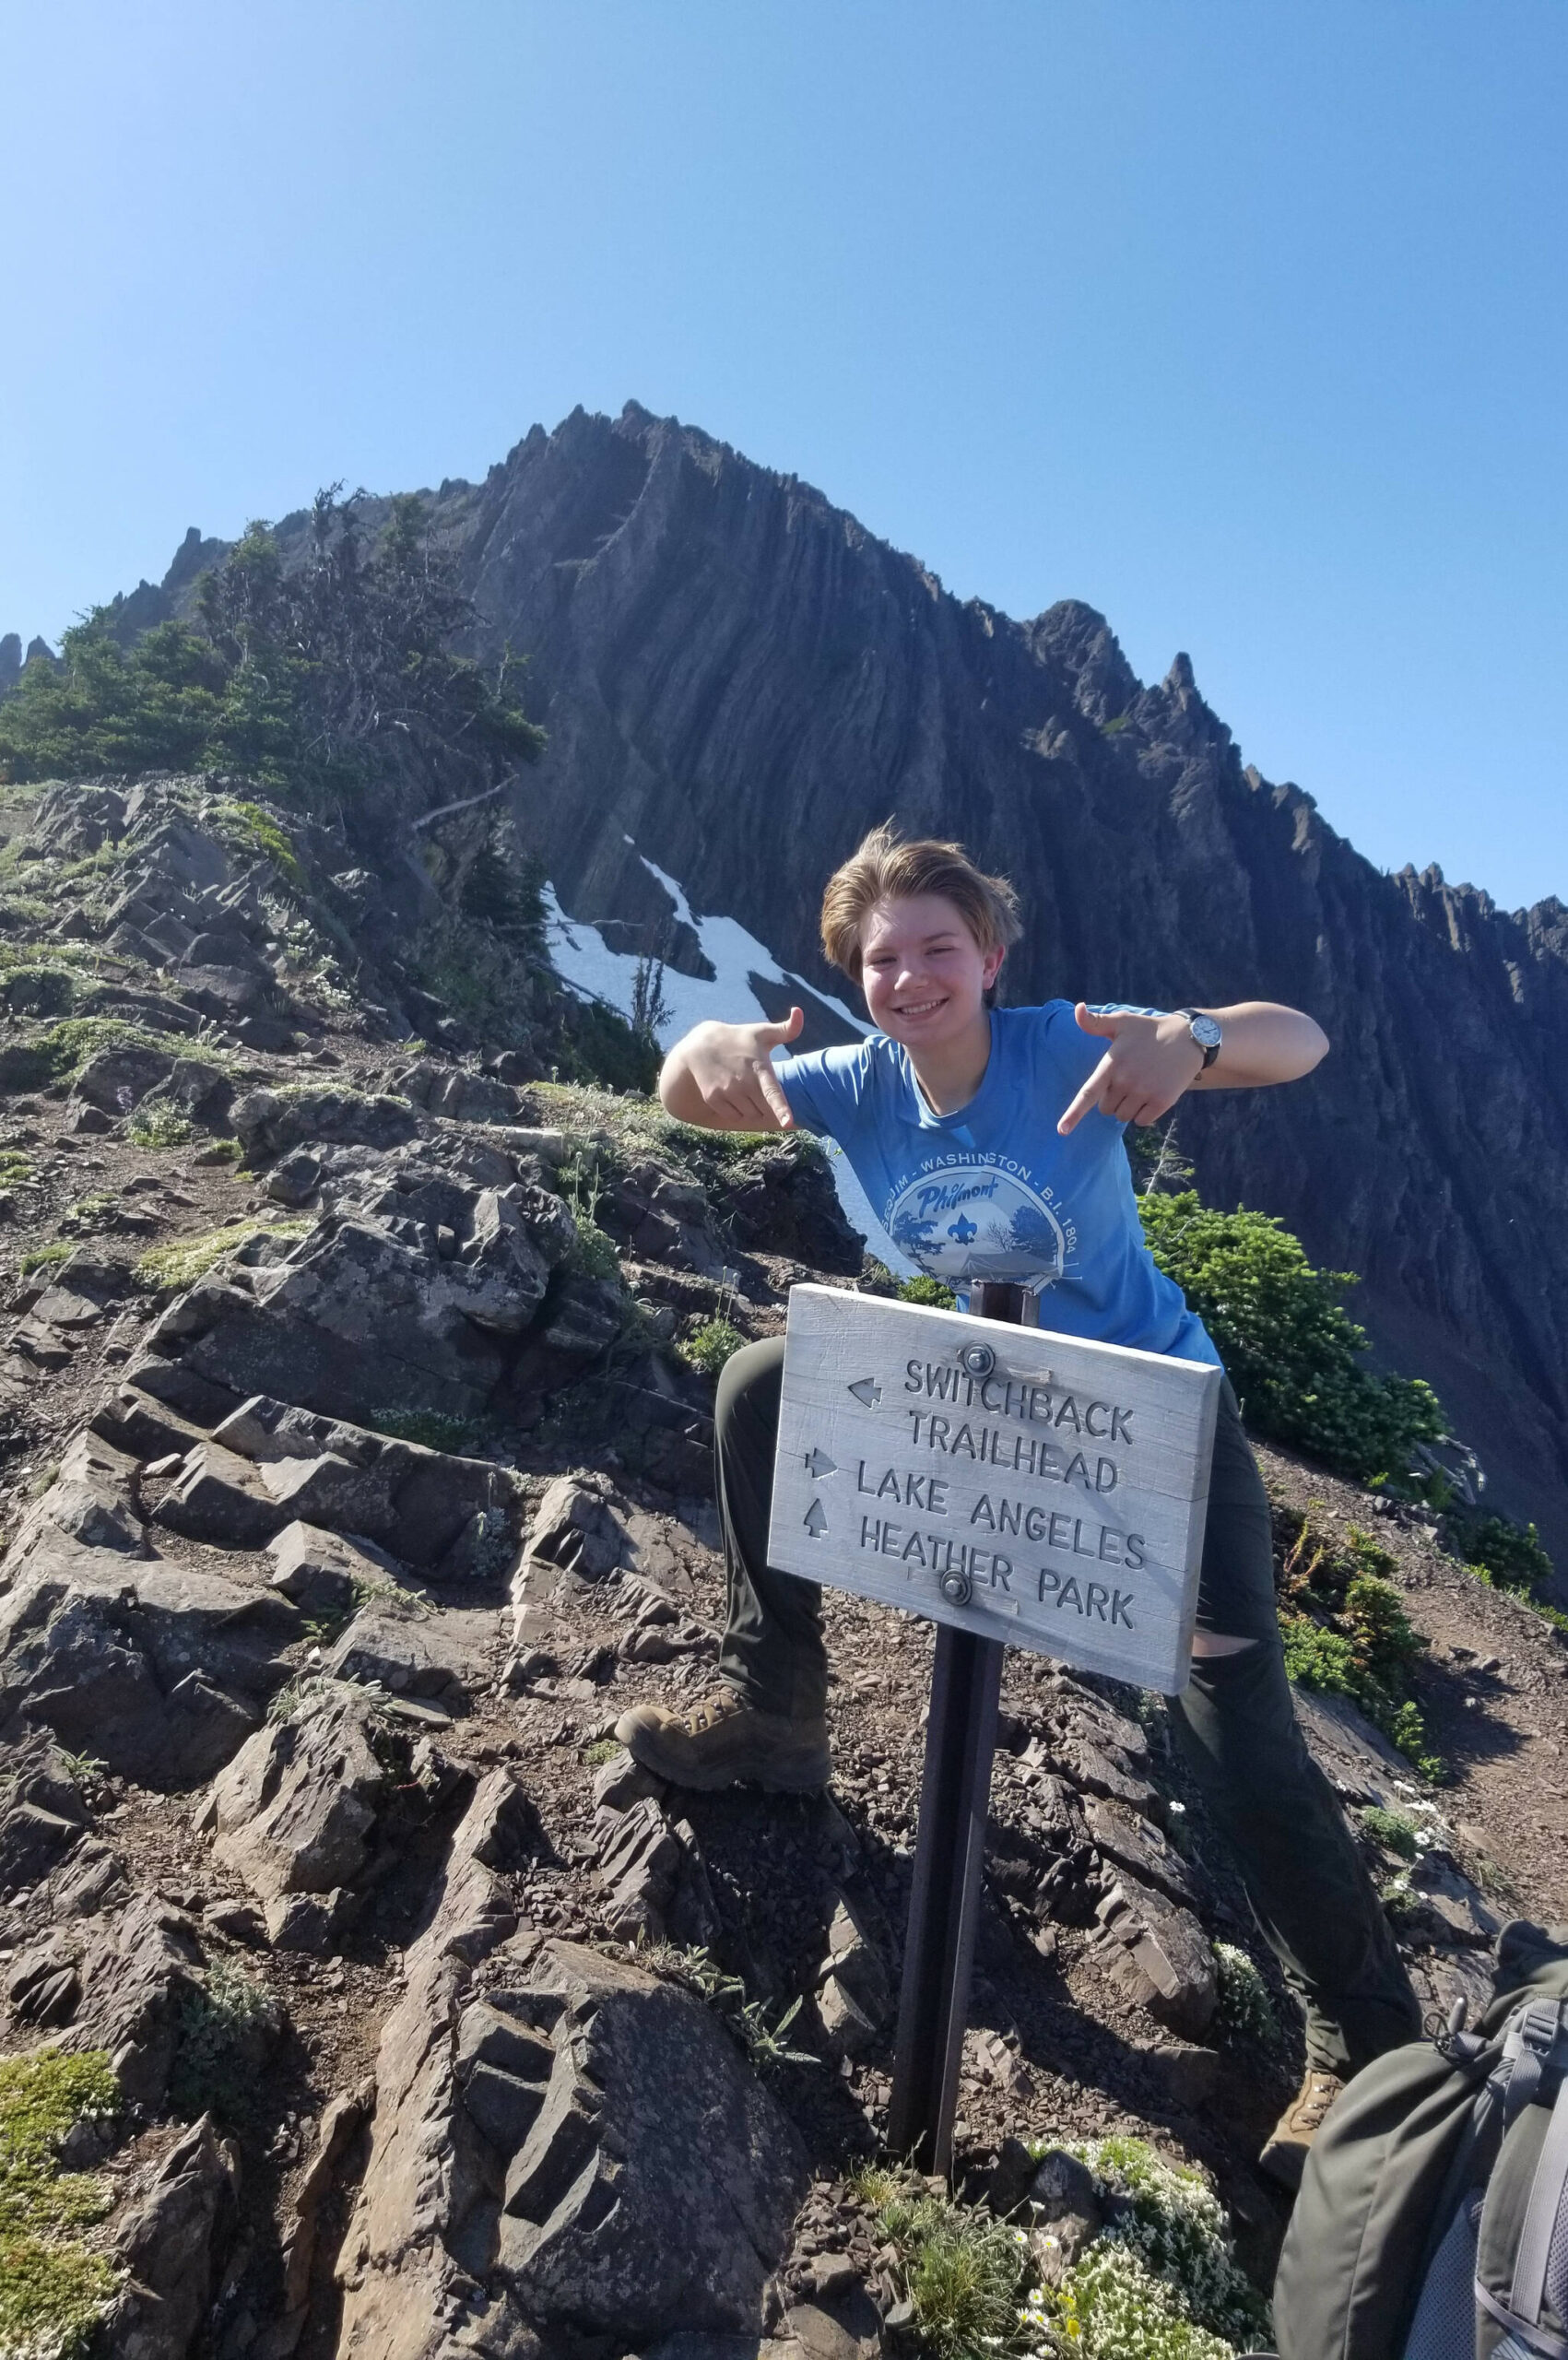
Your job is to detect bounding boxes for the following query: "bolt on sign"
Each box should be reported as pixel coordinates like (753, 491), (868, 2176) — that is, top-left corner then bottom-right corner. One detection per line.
(768, 1286), (1223, 1694)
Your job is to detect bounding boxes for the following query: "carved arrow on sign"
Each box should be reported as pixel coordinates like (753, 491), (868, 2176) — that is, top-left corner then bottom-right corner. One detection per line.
(847, 1377), (881, 1406)
(803, 1499), (829, 1538)
(804, 1447), (838, 1477)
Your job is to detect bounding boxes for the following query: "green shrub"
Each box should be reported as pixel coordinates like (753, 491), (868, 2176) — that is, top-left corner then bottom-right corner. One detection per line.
(0, 2047), (122, 2360)
(1139, 1192), (1444, 1482)
(570, 1216), (622, 1282)
(212, 798), (304, 885)
(1450, 1512), (1553, 1596)
(19, 1241), (73, 1277)
(557, 995), (660, 1095)
(0, 495), (544, 812)
(127, 1101), (195, 1149)
(1213, 1941), (1280, 2048)
(0, 964), (80, 1018)
(900, 1273), (958, 1309)
(681, 1317), (748, 1376)
(1030, 2240), (1243, 2359)
(169, 1960), (282, 2124)
(1277, 1513), (1443, 1778)
(1360, 1805), (1422, 1860)
(0, 1015), (178, 1097)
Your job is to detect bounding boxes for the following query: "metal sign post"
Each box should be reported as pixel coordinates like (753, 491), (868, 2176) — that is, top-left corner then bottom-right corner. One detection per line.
(767, 1280), (1222, 2178)
(886, 1280), (1017, 2174)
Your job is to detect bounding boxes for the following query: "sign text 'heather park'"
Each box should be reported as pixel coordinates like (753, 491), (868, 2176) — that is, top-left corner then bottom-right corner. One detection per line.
(768, 1287), (1223, 1693)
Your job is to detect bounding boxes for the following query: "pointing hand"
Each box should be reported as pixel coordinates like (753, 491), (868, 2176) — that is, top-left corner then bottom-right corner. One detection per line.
(683, 1006), (804, 1131)
(1056, 1003), (1206, 1135)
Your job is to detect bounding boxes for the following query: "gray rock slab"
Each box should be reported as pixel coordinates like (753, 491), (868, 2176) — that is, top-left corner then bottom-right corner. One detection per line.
(0, 1533), (300, 1778)
(154, 1440), (287, 1550)
(266, 1520), (381, 1615)
(327, 1605), (495, 1711)
(211, 1692), (386, 1909)
(1081, 1794), (1197, 1911)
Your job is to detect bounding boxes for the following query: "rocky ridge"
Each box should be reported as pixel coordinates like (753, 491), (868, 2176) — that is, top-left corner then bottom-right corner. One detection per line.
(91, 402), (1568, 1558)
(0, 778), (1562, 2360)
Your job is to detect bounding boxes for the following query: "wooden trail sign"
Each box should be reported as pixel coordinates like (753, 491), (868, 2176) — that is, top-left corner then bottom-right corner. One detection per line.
(768, 1285), (1223, 1695)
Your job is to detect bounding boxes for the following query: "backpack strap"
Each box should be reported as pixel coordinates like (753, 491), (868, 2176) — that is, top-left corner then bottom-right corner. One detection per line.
(1499, 2004), (1567, 2130)
(1474, 2035), (1568, 2360)
(1474, 2279), (1568, 2360)
(1513, 2075), (1568, 2331)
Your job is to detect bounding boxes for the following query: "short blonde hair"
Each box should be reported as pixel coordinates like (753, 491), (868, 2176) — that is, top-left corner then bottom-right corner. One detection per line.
(819, 822), (1023, 979)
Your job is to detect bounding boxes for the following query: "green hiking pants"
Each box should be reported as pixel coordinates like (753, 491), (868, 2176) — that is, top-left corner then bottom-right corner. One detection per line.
(713, 1334), (1421, 2078)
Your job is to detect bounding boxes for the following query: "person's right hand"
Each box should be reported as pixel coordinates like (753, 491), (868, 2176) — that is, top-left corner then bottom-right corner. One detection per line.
(677, 1007), (804, 1129)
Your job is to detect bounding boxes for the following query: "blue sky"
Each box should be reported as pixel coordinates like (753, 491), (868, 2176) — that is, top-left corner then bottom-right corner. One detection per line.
(2, 1), (1563, 913)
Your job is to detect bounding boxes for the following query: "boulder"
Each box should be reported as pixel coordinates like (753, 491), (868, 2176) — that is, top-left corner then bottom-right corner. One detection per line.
(51, 1894), (205, 2110)
(16, 1429), (146, 1557)
(208, 1394), (525, 1574)
(1096, 1871), (1218, 2038)
(1081, 1795), (1197, 1910)
(708, 1140), (863, 1275)
(153, 1440), (286, 1550)
(74, 1044), (173, 1115)
(813, 1888), (890, 2052)
(593, 1794), (719, 1947)
(230, 1086), (419, 1161)
(327, 1604), (490, 1713)
(162, 1210), (556, 1431)
(0, 1729), (90, 1896)
(209, 1692), (387, 1944)
(0, 1531), (301, 1780)
(338, 1775), (808, 2354)
(266, 1521), (377, 1616)
(52, 1838), (129, 1918)
(525, 1477), (626, 1583)
(106, 2115), (239, 2360)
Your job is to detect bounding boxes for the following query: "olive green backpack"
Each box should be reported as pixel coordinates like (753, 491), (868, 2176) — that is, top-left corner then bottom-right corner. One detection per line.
(1274, 1920), (1568, 2360)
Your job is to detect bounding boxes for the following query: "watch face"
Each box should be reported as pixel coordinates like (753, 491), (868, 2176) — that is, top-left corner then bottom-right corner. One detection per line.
(1190, 1015), (1222, 1049)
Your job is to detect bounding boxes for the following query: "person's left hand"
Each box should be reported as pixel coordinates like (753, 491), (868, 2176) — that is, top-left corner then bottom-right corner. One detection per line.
(1056, 1004), (1206, 1134)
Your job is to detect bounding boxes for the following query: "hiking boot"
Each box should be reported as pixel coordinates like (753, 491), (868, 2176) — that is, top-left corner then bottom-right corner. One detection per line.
(1259, 2069), (1345, 2192)
(616, 1690), (831, 1793)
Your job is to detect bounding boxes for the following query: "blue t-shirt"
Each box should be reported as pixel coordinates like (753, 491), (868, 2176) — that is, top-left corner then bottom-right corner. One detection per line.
(778, 1002), (1219, 1367)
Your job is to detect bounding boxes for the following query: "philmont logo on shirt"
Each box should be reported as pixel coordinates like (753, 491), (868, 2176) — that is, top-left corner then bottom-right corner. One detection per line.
(886, 1155), (1073, 1287)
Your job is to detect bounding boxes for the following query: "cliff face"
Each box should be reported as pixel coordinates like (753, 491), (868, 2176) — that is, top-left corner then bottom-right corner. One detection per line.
(400, 402), (1568, 1548)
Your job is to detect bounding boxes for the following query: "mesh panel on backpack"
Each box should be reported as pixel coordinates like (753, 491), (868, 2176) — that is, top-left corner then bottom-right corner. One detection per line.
(1402, 2194), (1480, 2360)
(1547, 2184), (1568, 2322)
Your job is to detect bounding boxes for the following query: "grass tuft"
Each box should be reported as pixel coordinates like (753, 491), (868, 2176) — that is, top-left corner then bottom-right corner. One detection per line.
(135, 1215), (313, 1293)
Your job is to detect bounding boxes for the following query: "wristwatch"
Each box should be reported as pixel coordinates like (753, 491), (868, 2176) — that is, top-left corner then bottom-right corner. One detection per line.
(1176, 1009), (1222, 1068)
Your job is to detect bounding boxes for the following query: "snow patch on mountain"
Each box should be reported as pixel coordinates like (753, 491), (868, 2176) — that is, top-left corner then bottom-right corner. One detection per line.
(543, 857), (914, 1271)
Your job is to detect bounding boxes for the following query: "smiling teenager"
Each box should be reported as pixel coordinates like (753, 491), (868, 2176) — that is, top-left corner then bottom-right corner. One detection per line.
(618, 822), (1420, 2186)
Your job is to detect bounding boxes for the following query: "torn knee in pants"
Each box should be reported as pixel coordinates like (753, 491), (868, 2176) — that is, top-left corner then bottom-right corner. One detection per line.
(1189, 1632), (1259, 1658)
